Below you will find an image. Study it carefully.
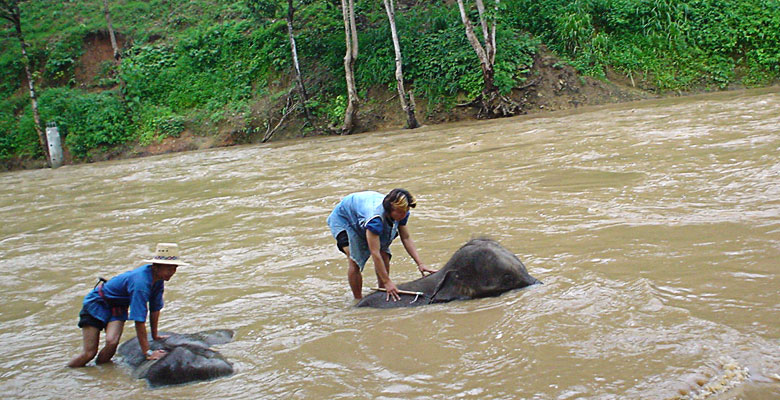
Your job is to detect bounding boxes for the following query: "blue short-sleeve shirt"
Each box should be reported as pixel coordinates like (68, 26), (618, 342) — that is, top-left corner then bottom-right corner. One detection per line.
(366, 212), (409, 235)
(326, 191), (407, 270)
(82, 264), (164, 323)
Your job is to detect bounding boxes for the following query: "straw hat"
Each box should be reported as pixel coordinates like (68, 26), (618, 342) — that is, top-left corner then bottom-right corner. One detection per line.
(143, 243), (189, 266)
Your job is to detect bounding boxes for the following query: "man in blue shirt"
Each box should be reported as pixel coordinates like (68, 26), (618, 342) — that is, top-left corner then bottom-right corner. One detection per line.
(327, 189), (437, 301)
(68, 243), (187, 368)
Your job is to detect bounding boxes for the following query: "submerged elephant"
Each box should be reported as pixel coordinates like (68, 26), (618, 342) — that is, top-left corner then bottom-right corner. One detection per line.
(356, 238), (540, 308)
(117, 329), (235, 387)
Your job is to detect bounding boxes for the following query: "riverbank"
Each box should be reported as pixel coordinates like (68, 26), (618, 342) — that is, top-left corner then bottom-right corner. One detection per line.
(0, 47), (646, 172)
(4, 0), (779, 172)
(0, 45), (772, 173)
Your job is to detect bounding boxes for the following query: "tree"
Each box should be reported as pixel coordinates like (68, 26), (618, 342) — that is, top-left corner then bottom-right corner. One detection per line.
(340, 0), (359, 134)
(284, 0), (313, 125)
(102, 0), (120, 60)
(0, 0), (49, 164)
(455, 0), (519, 117)
(382, 0), (418, 129)
(246, 0), (313, 129)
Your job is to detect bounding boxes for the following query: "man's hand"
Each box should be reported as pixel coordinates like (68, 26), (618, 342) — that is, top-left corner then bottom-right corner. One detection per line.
(146, 349), (167, 360)
(418, 264), (438, 277)
(384, 280), (400, 302)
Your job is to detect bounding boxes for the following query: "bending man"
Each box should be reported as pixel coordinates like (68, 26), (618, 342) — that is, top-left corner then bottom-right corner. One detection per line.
(68, 243), (187, 368)
(327, 189), (436, 301)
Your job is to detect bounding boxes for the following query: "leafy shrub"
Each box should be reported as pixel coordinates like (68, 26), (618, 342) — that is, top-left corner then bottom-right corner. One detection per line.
(121, 21), (271, 115)
(504, 0), (779, 90)
(43, 32), (85, 83)
(0, 46), (23, 99)
(30, 88), (132, 160)
(556, 10), (593, 54)
(402, 23), (482, 104)
(137, 105), (185, 145)
(325, 95), (347, 127)
(0, 97), (41, 159)
(494, 29), (538, 94)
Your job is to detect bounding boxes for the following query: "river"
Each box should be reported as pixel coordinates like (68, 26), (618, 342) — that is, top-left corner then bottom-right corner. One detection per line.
(1, 87), (779, 399)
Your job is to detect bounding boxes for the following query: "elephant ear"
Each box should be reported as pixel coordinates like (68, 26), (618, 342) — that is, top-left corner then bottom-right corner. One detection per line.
(428, 270), (467, 303)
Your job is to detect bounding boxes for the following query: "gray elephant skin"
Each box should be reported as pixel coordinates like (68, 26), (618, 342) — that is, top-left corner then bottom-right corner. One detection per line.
(117, 329), (235, 387)
(356, 238), (540, 308)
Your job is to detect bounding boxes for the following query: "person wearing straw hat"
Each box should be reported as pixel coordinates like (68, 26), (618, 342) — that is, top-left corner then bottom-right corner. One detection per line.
(327, 189), (437, 302)
(68, 243), (188, 368)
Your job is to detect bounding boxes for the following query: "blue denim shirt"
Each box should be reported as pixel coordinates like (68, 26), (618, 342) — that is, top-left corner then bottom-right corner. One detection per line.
(327, 191), (402, 271)
(82, 264), (164, 323)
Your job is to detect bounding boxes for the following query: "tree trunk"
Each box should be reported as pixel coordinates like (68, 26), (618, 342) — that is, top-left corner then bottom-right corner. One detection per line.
(474, 0), (495, 65)
(3, 4), (49, 164)
(340, 0), (359, 134)
(455, 0), (518, 117)
(456, 0), (496, 92)
(102, 0), (120, 60)
(286, 0), (312, 127)
(383, 0), (419, 129)
(18, 32), (47, 164)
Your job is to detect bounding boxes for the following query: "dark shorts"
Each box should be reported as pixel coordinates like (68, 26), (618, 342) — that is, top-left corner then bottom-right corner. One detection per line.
(77, 306), (106, 331)
(335, 230), (392, 261)
(336, 230), (349, 254)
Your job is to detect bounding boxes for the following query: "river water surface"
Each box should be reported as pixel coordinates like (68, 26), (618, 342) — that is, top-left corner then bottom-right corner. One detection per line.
(1, 88), (779, 399)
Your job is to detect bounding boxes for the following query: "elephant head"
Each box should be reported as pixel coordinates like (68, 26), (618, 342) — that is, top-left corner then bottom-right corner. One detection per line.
(117, 329), (235, 387)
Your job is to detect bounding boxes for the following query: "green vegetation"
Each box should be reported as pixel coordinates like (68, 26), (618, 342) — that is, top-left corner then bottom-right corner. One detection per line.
(507, 0), (780, 89)
(1, 0), (778, 165)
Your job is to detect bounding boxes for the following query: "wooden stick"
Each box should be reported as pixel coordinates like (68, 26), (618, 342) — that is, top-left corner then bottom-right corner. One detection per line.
(370, 287), (424, 296)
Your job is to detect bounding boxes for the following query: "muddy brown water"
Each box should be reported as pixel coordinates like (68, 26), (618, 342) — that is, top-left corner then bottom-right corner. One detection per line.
(1, 88), (779, 399)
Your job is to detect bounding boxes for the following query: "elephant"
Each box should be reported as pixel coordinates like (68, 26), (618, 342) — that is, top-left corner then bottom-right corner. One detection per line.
(356, 238), (540, 308)
(117, 329), (235, 387)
